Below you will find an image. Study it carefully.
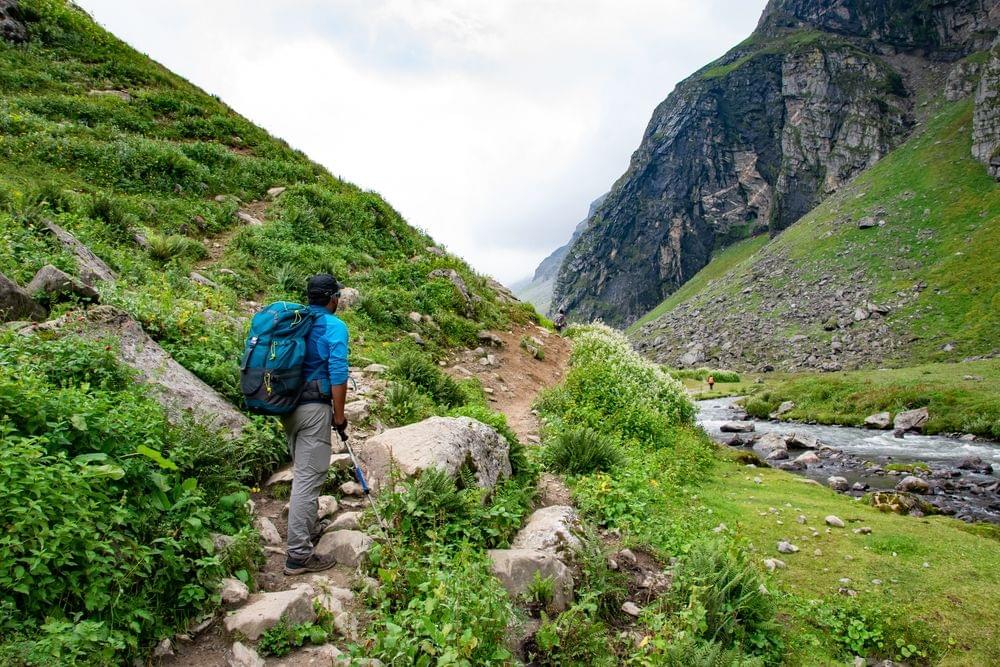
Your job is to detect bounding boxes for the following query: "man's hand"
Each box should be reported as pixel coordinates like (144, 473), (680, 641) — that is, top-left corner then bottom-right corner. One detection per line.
(334, 418), (349, 441)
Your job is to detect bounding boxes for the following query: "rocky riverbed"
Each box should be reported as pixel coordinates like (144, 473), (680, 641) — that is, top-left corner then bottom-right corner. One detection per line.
(699, 397), (1000, 523)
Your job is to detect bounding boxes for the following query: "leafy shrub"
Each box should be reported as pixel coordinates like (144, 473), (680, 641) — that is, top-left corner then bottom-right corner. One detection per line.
(146, 231), (206, 262)
(257, 618), (329, 657)
(667, 367), (741, 383)
(366, 546), (514, 665)
(572, 525), (628, 622)
(380, 381), (435, 427)
(389, 350), (465, 407)
(529, 600), (614, 666)
(544, 425), (622, 475)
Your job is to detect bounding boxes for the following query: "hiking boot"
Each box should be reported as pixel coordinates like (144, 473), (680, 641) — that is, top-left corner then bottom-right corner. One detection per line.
(283, 551), (336, 575)
(310, 518), (334, 545)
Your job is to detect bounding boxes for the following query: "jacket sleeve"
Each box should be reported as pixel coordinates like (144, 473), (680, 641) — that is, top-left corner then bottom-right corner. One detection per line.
(326, 317), (350, 386)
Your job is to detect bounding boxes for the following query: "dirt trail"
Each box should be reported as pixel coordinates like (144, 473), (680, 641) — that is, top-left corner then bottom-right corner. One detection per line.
(445, 323), (571, 442)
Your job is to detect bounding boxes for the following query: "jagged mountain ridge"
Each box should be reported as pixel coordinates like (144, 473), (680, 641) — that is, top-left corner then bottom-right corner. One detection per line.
(511, 193), (606, 315)
(551, 0), (999, 327)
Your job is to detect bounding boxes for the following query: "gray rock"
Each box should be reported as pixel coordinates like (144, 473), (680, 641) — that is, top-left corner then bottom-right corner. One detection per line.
(787, 432), (819, 449)
(0, 272), (46, 323)
(428, 268), (476, 311)
(43, 220), (117, 285)
(477, 330), (505, 347)
(720, 421), (755, 433)
(314, 530), (373, 567)
(896, 476), (930, 494)
(254, 517), (283, 546)
(863, 412), (892, 429)
(827, 476), (849, 492)
(487, 549), (573, 612)
(763, 558), (786, 571)
(340, 481), (364, 496)
(794, 451), (820, 466)
(344, 399), (370, 423)
(228, 642), (265, 667)
(331, 512), (362, 530)
(893, 407), (929, 433)
(220, 577), (249, 606)
(317, 495), (339, 519)
(20, 306), (248, 437)
(621, 601), (641, 617)
(511, 506), (582, 554)
(363, 363), (388, 374)
(236, 211), (263, 226)
(265, 467), (293, 486)
(338, 287), (360, 309)
(0, 0), (27, 43)
(357, 416), (511, 493)
(753, 433), (788, 460)
(825, 515), (844, 528)
(777, 541), (799, 554)
(266, 186), (286, 199)
(223, 585), (316, 640)
(857, 217), (878, 229)
(973, 39), (1000, 180)
(771, 401), (795, 417)
(330, 453), (353, 471)
(26, 265), (99, 302)
(189, 271), (218, 289)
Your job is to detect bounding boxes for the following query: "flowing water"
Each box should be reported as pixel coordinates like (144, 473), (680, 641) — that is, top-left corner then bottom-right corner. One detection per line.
(697, 396), (1000, 522)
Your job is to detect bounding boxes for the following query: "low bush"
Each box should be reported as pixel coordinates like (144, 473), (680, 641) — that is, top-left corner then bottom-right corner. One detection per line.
(146, 231), (206, 263)
(668, 367), (742, 383)
(380, 381), (436, 427)
(389, 350), (465, 407)
(544, 425), (622, 475)
(529, 600), (614, 666)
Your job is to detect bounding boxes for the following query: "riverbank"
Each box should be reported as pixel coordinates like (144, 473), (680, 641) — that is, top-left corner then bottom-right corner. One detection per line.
(739, 360), (1000, 439)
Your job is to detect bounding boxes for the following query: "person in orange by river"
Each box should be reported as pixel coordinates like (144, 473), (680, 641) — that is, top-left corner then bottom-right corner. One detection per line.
(707, 374), (715, 391)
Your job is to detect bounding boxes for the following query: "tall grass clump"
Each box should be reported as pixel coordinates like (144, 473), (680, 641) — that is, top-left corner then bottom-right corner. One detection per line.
(544, 425), (621, 475)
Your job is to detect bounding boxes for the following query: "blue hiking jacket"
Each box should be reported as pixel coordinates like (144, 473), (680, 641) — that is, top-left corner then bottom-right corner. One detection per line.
(302, 305), (349, 399)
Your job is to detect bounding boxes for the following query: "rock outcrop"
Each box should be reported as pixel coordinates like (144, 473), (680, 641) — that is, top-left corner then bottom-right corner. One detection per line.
(973, 38), (1000, 179)
(550, 0), (998, 326)
(43, 220), (117, 285)
(26, 265), (100, 303)
(0, 0), (26, 44)
(0, 272), (47, 322)
(510, 505), (582, 554)
(357, 416), (511, 493)
(487, 549), (574, 612)
(21, 306), (249, 437)
(223, 585), (316, 641)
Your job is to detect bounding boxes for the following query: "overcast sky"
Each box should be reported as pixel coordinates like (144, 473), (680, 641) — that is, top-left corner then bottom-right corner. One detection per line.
(76, 0), (765, 284)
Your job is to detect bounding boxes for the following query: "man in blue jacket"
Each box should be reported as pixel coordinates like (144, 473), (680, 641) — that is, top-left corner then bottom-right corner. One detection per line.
(282, 274), (350, 575)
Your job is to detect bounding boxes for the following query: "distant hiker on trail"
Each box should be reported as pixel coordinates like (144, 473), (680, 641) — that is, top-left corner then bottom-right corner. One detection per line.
(707, 375), (715, 391)
(282, 274), (350, 575)
(554, 308), (567, 333)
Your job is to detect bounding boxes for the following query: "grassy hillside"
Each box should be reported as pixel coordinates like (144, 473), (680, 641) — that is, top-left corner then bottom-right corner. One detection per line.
(632, 95), (1000, 369)
(0, 1), (533, 662)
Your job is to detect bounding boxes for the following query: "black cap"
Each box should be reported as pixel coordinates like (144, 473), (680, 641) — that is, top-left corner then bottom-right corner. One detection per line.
(306, 273), (343, 300)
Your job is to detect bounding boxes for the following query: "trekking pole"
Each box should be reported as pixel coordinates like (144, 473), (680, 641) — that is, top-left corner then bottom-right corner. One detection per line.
(337, 431), (390, 539)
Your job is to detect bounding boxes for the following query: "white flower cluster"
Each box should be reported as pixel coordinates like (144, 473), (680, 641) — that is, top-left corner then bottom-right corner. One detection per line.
(569, 324), (693, 425)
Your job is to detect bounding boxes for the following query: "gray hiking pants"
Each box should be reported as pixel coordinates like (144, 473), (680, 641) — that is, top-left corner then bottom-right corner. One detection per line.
(280, 402), (332, 560)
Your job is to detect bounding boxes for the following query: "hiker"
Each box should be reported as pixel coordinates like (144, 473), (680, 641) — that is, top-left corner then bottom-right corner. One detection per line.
(281, 274), (350, 575)
(707, 374), (715, 391)
(554, 308), (567, 333)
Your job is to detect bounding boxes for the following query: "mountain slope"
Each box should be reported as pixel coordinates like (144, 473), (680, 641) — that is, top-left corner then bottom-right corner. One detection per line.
(0, 1), (533, 661)
(631, 94), (1000, 372)
(552, 0), (998, 327)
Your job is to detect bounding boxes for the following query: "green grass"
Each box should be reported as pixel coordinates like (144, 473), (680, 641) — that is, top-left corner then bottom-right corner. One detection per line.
(629, 235), (768, 331)
(631, 98), (1000, 366)
(702, 455), (1000, 665)
(742, 360), (1000, 438)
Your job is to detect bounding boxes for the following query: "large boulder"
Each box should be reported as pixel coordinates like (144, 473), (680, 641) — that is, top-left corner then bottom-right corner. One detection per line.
(0, 272), (46, 322)
(894, 407), (929, 433)
(43, 220), (117, 285)
(357, 416), (511, 493)
(787, 432), (819, 449)
(720, 421), (755, 433)
(863, 412), (892, 429)
(223, 585), (316, 640)
(314, 530), (373, 567)
(20, 306), (249, 438)
(896, 475), (930, 494)
(752, 432), (788, 459)
(488, 549), (574, 612)
(511, 506), (581, 554)
(26, 265), (100, 303)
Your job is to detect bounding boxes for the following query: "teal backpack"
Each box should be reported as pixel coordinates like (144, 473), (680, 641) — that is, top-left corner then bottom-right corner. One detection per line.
(240, 302), (316, 415)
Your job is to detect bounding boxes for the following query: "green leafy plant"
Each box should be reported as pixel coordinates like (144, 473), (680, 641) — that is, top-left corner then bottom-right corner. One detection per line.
(544, 426), (622, 475)
(146, 231), (206, 262)
(380, 381), (435, 427)
(257, 618), (328, 657)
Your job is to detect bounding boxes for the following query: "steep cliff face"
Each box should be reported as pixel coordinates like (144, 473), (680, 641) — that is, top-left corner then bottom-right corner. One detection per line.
(973, 38), (1000, 179)
(553, 0), (998, 327)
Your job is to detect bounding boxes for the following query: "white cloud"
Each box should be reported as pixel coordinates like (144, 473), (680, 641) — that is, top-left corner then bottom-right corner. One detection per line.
(76, 0), (765, 283)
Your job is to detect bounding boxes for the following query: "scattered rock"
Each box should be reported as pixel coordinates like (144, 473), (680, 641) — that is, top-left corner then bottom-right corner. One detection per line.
(0, 272), (47, 323)
(866, 491), (936, 516)
(958, 456), (993, 473)
(621, 601), (641, 617)
(787, 432), (819, 449)
(753, 433), (788, 460)
(794, 451), (820, 466)
(511, 506), (582, 554)
(720, 421), (755, 433)
(857, 217), (877, 229)
(340, 481), (363, 496)
(893, 407), (929, 433)
(358, 416), (511, 493)
(153, 638), (174, 658)
(223, 585), (316, 640)
(317, 495), (339, 519)
(265, 468), (293, 487)
(771, 401), (795, 418)
(266, 186), (286, 199)
(777, 541), (799, 554)
(314, 530), (373, 567)
(363, 363), (388, 374)
(477, 331), (505, 347)
(863, 412), (892, 429)
(330, 453), (353, 471)
(487, 549), (573, 612)
(763, 558), (786, 571)
(896, 475), (930, 494)
(344, 399), (370, 423)
(254, 517), (283, 546)
(338, 287), (360, 309)
(827, 476), (850, 492)
(220, 577), (250, 606)
(825, 515), (845, 528)
(189, 271), (218, 288)
(228, 641), (265, 667)
(236, 211), (263, 226)
(331, 512), (361, 530)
